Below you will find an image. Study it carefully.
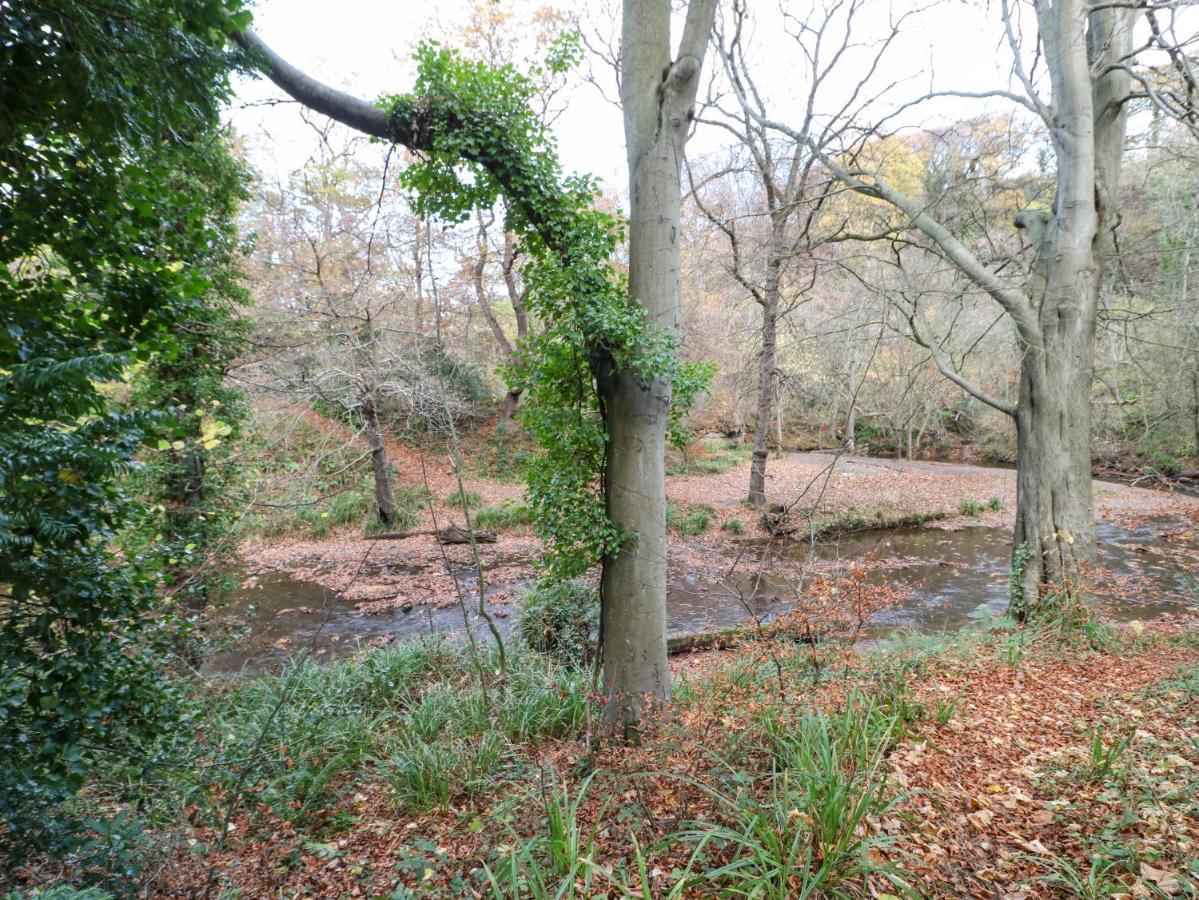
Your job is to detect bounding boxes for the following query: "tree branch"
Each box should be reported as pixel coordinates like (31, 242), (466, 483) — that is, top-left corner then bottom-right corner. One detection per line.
(907, 309), (1017, 417)
(232, 29), (393, 140)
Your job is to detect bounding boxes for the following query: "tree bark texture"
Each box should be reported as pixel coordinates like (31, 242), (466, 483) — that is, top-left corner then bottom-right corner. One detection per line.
(748, 259), (780, 505)
(599, 0), (716, 736)
(362, 395), (397, 525)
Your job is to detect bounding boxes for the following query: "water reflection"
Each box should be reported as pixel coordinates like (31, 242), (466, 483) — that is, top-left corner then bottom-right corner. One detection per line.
(207, 520), (1196, 674)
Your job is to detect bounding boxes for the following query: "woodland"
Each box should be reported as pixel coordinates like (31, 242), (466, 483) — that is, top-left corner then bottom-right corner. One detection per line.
(2, 0), (1199, 896)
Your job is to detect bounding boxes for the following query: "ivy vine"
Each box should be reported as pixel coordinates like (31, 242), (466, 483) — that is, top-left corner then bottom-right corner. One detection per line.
(386, 43), (710, 579)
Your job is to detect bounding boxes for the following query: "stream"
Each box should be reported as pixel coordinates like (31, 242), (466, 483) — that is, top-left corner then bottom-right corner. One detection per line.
(204, 519), (1196, 674)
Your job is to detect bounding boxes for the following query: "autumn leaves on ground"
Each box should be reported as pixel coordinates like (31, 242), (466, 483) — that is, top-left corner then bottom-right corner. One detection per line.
(149, 611), (1199, 898)
(27, 409), (1188, 899)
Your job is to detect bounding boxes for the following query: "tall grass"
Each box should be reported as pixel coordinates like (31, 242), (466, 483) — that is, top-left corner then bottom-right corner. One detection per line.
(484, 768), (601, 899)
(473, 499), (533, 530)
(674, 695), (910, 898)
(183, 642), (592, 823)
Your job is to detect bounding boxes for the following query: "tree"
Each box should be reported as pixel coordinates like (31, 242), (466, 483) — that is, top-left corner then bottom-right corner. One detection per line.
(470, 209), (531, 424)
(600, 0), (717, 731)
(245, 132), (426, 527)
(689, 0), (894, 504)
(130, 132), (252, 611)
(1, 0), (247, 852)
(738, 1), (1199, 614)
(233, 10), (716, 732)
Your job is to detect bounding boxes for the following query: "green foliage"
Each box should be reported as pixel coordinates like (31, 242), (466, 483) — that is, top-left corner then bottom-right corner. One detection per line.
(669, 360), (717, 450)
(667, 438), (750, 476)
(676, 697), (910, 898)
(668, 501), (715, 537)
(1085, 725), (1134, 782)
(126, 133), (252, 610)
(474, 500), (533, 530)
(517, 580), (598, 667)
(958, 499), (983, 517)
(484, 768), (601, 898)
(159, 643), (592, 825)
(1023, 852), (1127, 900)
(383, 43), (707, 581)
(0, 0), (248, 860)
(721, 518), (746, 535)
(446, 487), (483, 509)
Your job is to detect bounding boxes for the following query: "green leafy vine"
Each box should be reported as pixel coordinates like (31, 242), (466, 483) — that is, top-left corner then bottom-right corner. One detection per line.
(385, 43), (710, 579)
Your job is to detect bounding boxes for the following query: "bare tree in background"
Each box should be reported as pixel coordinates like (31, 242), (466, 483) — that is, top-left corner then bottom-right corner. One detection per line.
(737, 0), (1199, 614)
(688, 0), (906, 505)
(245, 129), (441, 526)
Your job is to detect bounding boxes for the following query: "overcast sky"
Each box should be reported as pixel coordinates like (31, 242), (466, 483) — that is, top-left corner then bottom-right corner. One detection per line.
(228, 0), (1026, 194)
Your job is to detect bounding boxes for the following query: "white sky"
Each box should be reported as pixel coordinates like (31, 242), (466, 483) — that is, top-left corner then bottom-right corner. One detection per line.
(228, 0), (1023, 194)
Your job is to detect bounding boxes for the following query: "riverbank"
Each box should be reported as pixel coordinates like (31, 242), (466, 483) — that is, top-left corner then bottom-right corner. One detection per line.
(236, 446), (1199, 613)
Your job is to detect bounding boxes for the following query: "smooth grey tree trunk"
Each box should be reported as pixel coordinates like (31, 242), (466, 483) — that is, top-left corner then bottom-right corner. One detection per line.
(600, 0), (715, 736)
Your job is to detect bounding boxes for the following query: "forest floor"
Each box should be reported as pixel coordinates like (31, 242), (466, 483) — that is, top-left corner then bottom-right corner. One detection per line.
(137, 616), (1199, 898)
(14, 414), (1199, 898)
(238, 412), (1199, 612)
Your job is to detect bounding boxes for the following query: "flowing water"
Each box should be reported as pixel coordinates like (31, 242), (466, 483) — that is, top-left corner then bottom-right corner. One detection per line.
(205, 519), (1196, 674)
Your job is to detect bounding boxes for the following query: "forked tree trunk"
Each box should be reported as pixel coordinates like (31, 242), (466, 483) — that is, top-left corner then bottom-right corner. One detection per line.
(473, 215), (526, 428)
(808, 1), (1132, 617)
(1006, 0), (1129, 617)
(1009, 232), (1101, 614)
(601, 0), (715, 736)
(362, 395), (397, 525)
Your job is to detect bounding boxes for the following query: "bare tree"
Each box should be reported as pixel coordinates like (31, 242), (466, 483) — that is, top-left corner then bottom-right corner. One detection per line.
(735, 0), (1199, 614)
(688, 0), (901, 504)
(244, 133), (424, 526)
(469, 210), (530, 424)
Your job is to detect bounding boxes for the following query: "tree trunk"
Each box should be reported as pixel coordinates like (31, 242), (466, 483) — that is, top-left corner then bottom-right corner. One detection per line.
(362, 395), (397, 525)
(1191, 368), (1199, 455)
(498, 387), (522, 424)
(1006, 1), (1131, 617)
(1010, 338), (1096, 614)
(748, 275), (779, 505)
(601, 0), (715, 736)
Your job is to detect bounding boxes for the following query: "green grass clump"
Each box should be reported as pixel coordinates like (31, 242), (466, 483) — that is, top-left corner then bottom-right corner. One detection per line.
(674, 696), (910, 898)
(721, 517), (745, 535)
(667, 439), (751, 476)
(518, 579), (598, 666)
(958, 499), (984, 517)
(668, 501), (715, 536)
(446, 487), (483, 509)
(473, 499), (533, 530)
(168, 642), (591, 822)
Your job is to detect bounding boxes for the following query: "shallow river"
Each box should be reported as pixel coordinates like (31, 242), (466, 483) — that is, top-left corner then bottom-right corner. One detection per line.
(205, 520), (1196, 674)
